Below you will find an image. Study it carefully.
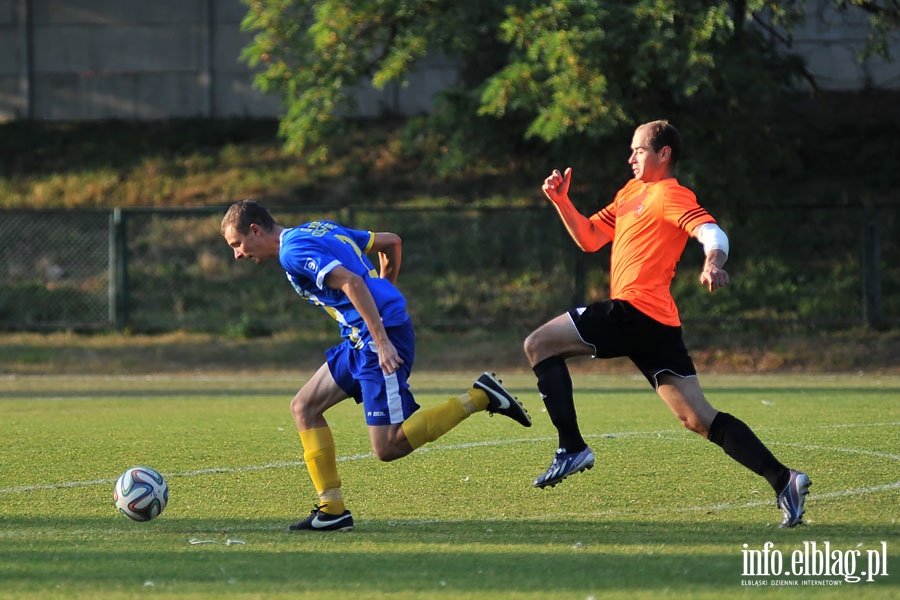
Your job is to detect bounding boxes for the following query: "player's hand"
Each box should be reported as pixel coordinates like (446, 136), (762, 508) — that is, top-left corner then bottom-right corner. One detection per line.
(377, 340), (404, 375)
(542, 167), (572, 204)
(699, 264), (729, 292)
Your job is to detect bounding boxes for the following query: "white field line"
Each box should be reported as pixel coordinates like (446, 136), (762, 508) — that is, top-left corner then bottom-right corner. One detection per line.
(371, 480), (900, 528)
(0, 427), (896, 536)
(2, 421), (897, 495)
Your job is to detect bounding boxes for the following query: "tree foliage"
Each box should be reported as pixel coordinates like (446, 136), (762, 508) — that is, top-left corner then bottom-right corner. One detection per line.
(240, 0), (506, 162)
(240, 0), (895, 189)
(480, 1), (811, 141)
(835, 0), (900, 59)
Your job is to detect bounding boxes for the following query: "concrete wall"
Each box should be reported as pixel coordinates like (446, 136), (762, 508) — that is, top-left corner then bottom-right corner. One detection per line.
(788, 0), (900, 90)
(0, 0), (26, 119)
(0, 0), (896, 122)
(0, 0), (458, 120)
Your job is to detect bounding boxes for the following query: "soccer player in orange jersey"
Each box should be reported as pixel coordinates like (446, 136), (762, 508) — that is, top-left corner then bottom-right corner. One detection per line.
(524, 120), (810, 527)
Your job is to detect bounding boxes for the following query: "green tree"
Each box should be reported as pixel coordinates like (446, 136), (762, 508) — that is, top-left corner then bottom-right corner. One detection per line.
(239, 0), (892, 184)
(240, 0), (510, 163)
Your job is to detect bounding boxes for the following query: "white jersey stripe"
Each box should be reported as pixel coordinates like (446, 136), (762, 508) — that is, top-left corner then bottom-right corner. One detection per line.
(384, 371), (404, 423)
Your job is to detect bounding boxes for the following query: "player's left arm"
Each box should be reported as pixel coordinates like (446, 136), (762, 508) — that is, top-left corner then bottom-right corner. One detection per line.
(369, 232), (402, 285)
(693, 223), (730, 292)
(325, 265), (403, 374)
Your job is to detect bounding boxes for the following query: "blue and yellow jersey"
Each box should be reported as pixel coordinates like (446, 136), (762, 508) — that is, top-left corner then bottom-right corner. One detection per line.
(278, 220), (409, 348)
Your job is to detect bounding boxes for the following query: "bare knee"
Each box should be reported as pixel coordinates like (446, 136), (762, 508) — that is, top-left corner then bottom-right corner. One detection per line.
(524, 315), (591, 366)
(290, 393), (309, 420)
(374, 447), (403, 462)
(370, 426), (413, 462)
(677, 414), (710, 438)
(372, 442), (410, 462)
(289, 394), (301, 416)
(523, 331), (545, 366)
(656, 378), (716, 439)
(290, 392), (325, 431)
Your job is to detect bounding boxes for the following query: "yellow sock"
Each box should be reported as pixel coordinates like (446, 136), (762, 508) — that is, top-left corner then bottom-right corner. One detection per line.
(468, 388), (490, 412)
(401, 394), (475, 449)
(299, 427), (345, 515)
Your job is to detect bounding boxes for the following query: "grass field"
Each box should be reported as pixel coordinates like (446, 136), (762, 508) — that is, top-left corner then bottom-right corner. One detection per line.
(1, 371), (897, 599)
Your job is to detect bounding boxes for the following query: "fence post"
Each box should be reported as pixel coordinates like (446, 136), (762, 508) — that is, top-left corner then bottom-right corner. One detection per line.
(17, 0), (33, 119)
(108, 208), (129, 332)
(861, 206), (882, 329)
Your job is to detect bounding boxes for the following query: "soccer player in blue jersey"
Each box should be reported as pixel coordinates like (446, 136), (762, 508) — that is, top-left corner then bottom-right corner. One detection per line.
(221, 200), (531, 532)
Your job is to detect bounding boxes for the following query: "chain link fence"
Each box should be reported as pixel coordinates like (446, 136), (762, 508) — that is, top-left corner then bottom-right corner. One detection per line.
(115, 206), (582, 334)
(0, 205), (896, 333)
(0, 210), (111, 329)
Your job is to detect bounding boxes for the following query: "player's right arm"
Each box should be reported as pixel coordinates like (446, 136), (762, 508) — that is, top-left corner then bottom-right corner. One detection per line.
(325, 265), (403, 374)
(542, 167), (611, 253)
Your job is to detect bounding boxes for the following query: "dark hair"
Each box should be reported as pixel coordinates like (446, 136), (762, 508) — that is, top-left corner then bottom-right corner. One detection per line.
(220, 199), (277, 235)
(641, 119), (683, 166)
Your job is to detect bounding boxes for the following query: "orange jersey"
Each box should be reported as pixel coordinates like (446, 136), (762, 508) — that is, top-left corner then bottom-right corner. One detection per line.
(590, 178), (715, 326)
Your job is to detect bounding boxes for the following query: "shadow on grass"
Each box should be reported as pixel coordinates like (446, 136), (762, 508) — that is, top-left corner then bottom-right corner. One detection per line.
(1, 517), (895, 595)
(0, 388), (294, 399)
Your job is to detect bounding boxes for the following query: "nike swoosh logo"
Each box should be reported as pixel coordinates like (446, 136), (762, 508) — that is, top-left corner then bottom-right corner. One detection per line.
(310, 512), (352, 529)
(491, 393), (510, 409)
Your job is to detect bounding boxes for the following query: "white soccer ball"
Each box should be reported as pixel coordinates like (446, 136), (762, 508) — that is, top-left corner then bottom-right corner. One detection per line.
(114, 466), (169, 522)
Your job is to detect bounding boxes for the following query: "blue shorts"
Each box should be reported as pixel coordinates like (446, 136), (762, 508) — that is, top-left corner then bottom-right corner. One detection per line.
(325, 320), (420, 426)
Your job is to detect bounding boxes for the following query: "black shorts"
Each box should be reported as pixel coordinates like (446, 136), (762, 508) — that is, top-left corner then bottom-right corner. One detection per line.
(568, 299), (697, 389)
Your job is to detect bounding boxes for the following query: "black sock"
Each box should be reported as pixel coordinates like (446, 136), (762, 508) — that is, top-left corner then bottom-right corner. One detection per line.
(707, 412), (789, 493)
(533, 356), (586, 453)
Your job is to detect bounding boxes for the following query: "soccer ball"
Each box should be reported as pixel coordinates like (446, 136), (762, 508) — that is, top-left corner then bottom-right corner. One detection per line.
(114, 466), (169, 522)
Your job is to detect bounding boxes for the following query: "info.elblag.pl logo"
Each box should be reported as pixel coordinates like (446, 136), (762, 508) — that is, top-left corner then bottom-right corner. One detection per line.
(741, 541), (889, 586)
